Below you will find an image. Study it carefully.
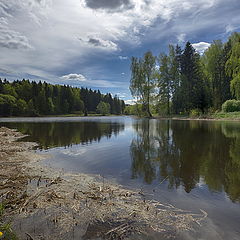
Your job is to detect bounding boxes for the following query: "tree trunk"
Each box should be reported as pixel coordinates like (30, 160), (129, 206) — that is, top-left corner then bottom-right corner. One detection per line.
(147, 77), (152, 117)
(167, 98), (170, 115)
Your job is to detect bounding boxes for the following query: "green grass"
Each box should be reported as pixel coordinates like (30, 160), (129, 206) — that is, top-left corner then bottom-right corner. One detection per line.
(153, 111), (240, 120)
(0, 203), (18, 240)
(210, 111), (240, 120)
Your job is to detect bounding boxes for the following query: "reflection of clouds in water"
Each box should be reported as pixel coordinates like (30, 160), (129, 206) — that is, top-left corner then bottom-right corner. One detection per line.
(60, 140), (117, 157)
(223, 191), (233, 203)
(181, 218), (224, 240)
(61, 148), (87, 156)
(118, 127), (133, 137)
(196, 177), (206, 188)
(152, 139), (160, 149)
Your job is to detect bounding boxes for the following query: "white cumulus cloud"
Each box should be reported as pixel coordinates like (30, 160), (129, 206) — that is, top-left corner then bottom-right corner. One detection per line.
(119, 56), (128, 60)
(192, 42), (211, 54)
(61, 73), (87, 82)
(124, 99), (135, 105)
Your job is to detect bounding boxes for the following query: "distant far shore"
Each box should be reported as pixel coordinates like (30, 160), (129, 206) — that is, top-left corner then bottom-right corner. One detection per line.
(0, 113), (124, 118)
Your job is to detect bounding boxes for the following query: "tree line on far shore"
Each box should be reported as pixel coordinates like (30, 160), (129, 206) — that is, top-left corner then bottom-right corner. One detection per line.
(0, 79), (125, 116)
(128, 32), (240, 117)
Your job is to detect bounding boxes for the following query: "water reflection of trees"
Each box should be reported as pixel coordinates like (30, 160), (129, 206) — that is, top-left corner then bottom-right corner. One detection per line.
(130, 120), (157, 184)
(3, 121), (124, 149)
(130, 119), (240, 202)
(220, 123), (240, 202)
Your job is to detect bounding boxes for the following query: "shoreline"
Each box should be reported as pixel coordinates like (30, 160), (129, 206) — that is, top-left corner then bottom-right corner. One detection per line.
(0, 114), (124, 119)
(156, 116), (240, 122)
(1, 114), (240, 123)
(0, 127), (206, 240)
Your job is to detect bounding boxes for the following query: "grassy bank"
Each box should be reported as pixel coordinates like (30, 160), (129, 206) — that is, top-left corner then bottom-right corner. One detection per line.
(209, 111), (240, 120)
(152, 112), (240, 121)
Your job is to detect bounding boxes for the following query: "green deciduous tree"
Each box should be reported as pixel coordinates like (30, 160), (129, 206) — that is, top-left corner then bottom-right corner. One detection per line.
(226, 33), (240, 99)
(96, 101), (110, 115)
(157, 45), (180, 115)
(0, 94), (16, 116)
(130, 51), (156, 117)
(157, 53), (171, 115)
(203, 40), (231, 109)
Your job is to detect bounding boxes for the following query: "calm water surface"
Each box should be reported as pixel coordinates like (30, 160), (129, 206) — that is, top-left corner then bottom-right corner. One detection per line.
(1, 116), (240, 239)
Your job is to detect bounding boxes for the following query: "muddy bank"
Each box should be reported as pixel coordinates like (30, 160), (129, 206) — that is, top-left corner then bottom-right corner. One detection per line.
(0, 127), (207, 240)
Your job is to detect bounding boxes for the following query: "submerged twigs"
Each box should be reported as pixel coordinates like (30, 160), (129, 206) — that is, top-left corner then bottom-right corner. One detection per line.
(159, 176), (168, 185)
(25, 232), (35, 240)
(19, 189), (45, 213)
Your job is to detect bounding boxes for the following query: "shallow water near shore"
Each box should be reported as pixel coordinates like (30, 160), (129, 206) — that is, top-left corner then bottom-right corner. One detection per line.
(1, 116), (240, 239)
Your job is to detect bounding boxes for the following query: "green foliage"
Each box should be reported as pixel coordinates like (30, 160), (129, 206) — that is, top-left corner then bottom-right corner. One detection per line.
(230, 73), (240, 99)
(0, 79), (125, 117)
(96, 101), (110, 115)
(180, 42), (208, 113)
(157, 53), (171, 114)
(0, 203), (4, 216)
(222, 99), (240, 112)
(129, 32), (240, 116)
(157, 45), (181, 115)
(226, 33), (240, 99)
(15, 99), (27, 115)
(124, 104), (141, 115)
(124, 105), (133, 115)
(130, 51), (156, 117)
(0, 222), (18, 240)
(27, 99), (38, 116)
(189, 109), (202, 117)
(0, 203), (18, 240)
(203, 40), (231, 109)
(124, 103), (149, 116)
(0, 94), (17, 116)
(3, 84), (17, 97)
(211, 111), (240, 119)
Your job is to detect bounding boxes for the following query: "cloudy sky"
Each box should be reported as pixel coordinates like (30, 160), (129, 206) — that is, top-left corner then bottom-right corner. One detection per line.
(0, 0), (240, 103)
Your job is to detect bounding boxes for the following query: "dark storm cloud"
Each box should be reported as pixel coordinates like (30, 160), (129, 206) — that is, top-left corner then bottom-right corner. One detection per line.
(84, 0), (134, 12)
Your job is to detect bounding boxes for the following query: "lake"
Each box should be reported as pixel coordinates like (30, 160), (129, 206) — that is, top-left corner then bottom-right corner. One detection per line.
(0, 116), (240, 240)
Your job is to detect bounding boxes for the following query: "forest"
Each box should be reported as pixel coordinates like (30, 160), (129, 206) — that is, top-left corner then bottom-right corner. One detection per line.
(128, 32), (240, 117)
(0, 79), (125, 116)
